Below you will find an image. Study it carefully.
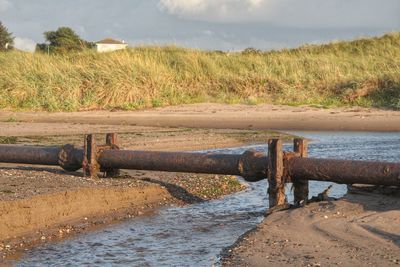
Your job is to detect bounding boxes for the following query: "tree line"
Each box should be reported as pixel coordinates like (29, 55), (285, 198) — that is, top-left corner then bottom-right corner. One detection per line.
(36, 27), (94, 53)
(1, 20), (272, 55)
(0, 20), (93, 53)
(0, 21), (13, 51)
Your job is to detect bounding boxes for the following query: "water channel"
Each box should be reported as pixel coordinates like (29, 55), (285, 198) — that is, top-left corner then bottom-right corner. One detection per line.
(16, 132), (400, 266)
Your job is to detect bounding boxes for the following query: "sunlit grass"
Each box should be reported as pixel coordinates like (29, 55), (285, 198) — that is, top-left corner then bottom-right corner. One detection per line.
(0, 32), (399, 111)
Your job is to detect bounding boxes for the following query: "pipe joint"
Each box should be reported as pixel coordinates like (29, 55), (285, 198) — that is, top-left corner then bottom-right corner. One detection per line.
(58, 144), (82, 171)
(238, 150), (267, 182)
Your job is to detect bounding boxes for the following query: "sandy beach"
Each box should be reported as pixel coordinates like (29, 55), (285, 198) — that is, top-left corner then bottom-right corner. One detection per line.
(1, 103), (400, 132)
(222, 188), (400, 267)
(0, 121), (288, 262)
(0, 103), (399, 264)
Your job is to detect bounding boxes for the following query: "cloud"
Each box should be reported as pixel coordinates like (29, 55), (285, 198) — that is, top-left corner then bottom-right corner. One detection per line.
(158, 0), (266, 21)
(158, 0), (207, 15)
(246, 0), (263, 9)
(158, 0), (400, 28)
(1, 0), (399, 52)
(0, 0), (11, 12)
(13, 37), (36, 52)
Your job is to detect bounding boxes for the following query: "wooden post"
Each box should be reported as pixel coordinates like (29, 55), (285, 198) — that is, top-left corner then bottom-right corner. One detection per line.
(106, 133), (118, 148)
(267, 139), (286, 208)
(83, 134), (99, 178)
(293, 138), (309, 205)
(104, 133), (120, 177)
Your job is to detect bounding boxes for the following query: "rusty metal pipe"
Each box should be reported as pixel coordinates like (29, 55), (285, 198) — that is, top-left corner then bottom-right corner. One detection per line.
(1, 144), (400, 186)
(99, 150), (241, 174)
(98, 150), (267, 181)
(0, 145), (62, 166)
(287, 157), (400, 186)
(0, 145), (267, 181)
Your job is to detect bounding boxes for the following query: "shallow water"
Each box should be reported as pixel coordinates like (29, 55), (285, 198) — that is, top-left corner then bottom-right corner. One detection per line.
(16, 132), (400, 267)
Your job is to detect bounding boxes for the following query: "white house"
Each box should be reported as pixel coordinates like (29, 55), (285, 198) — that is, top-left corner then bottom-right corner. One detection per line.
(95, 38), (128, 53)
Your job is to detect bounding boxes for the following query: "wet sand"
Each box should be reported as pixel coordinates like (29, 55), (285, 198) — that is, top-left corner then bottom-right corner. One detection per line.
(222, 189), (400, 267)
(0, 125), (286, 261)
(1, 103), (400, 132)
(0, 166), (245, 261)
(1, 104), (399, 264)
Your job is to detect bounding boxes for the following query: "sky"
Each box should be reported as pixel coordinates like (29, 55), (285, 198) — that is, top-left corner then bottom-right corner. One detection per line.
(1, 0), (399, 52)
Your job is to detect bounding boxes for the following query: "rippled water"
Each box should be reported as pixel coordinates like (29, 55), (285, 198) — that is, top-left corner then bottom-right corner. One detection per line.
(16, 132), (400, 267)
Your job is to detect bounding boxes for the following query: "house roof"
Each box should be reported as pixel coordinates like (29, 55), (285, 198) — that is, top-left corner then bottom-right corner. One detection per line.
(96, 38), (125, 45)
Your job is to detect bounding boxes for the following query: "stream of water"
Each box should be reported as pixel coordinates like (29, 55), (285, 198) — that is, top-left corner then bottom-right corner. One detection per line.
(16, 132), (400, 267)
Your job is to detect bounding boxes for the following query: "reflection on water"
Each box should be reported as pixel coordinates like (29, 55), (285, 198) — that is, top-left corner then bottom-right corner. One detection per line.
(16, 132), (400, 267)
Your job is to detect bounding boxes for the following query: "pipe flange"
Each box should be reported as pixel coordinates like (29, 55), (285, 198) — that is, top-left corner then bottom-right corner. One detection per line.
(58, 144), (81, 171)
(238, 150), (266, 182)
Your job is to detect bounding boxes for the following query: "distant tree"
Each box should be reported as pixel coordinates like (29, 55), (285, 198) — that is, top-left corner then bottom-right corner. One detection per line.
(242, 47), (263, 55)
(0, 21), (14, 51)
(36, 27), (93, 53)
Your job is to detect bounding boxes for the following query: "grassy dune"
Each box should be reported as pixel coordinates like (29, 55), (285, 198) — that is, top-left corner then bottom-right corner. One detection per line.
(0, 32), (399, 111)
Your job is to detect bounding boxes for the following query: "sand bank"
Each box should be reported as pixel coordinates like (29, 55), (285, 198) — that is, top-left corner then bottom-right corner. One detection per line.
(1, 103), (400, 132)
(222, 189), (400, 267)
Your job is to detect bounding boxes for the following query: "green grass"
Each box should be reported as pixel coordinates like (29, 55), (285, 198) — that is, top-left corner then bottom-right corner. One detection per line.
(0, 32), (399, 111)
(0, 190), (15, 194)
(0, 136), (18, 144)
(5, 117), (19, 122)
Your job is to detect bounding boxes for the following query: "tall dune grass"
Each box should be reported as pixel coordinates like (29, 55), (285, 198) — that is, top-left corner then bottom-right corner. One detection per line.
(0, 32), (399, 111)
